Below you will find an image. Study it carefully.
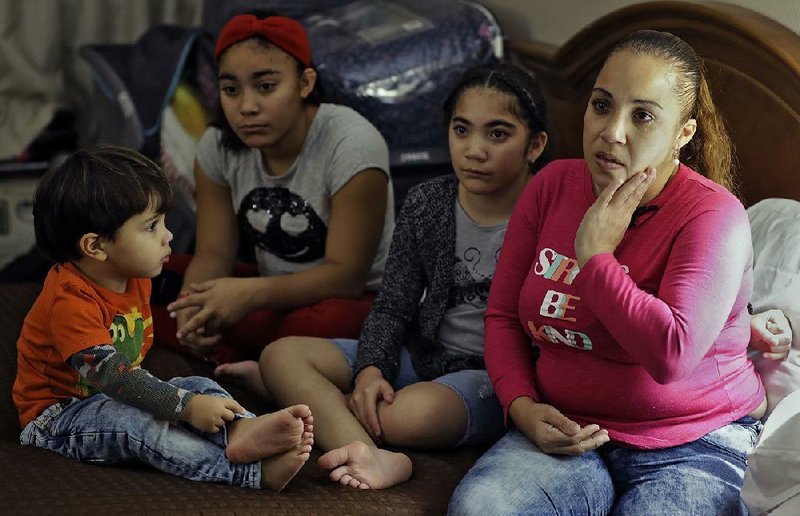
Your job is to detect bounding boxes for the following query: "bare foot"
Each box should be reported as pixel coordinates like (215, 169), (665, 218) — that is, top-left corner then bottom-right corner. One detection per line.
(226, 405), (312, 464)
(214, 360), (269, 398)
(260, 443), (312, 492)
(317, 441), (412, 489)
(302, 413), (314, 447)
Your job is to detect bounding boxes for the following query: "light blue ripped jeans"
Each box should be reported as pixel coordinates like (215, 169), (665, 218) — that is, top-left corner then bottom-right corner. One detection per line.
(449, 416), (762, 515)
(19, 376), (261, 488)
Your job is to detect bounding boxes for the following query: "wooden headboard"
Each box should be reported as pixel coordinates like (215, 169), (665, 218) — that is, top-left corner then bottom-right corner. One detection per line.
(506, 1), (800, 206)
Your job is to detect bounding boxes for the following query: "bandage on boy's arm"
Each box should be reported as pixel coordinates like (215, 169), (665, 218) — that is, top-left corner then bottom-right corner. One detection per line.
(68, 345), (195, 422)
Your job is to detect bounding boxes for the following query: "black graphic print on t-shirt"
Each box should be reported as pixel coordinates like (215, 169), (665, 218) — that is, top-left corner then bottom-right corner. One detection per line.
(449, 246), (498, 308)
(238, 187), (327, 263)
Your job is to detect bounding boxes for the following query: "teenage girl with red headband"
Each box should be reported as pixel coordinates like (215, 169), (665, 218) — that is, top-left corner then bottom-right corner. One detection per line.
(160, 12), (394, 367)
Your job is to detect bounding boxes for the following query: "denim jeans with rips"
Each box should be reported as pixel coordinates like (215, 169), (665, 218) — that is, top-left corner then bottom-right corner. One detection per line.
(19, 376), (261, 488)
(448, 416), (762, 516)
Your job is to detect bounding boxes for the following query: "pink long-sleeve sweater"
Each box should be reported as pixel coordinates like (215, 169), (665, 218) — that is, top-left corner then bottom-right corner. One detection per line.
(486, 159), (765, 449)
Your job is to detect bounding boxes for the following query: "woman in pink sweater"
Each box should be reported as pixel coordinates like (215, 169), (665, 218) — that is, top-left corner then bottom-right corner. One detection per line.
(450, 30), (766, 515)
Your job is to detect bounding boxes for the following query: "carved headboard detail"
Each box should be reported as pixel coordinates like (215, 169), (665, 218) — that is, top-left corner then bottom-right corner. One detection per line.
(507, 1), (800, 205)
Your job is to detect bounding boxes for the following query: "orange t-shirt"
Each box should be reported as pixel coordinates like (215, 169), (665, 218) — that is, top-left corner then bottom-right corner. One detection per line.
(13, 263), (154, 427)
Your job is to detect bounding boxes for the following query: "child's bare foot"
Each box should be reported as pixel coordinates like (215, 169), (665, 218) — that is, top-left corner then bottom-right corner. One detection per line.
(226, 405), (312, 464)
(260, 443), (312, 492)
(214, 360), (269, 398)
(317, 441), (412, 489)
(302, 413), (314, 447)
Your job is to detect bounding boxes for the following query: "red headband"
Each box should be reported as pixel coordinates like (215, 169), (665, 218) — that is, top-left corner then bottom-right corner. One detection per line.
(214, 14), (311, 67)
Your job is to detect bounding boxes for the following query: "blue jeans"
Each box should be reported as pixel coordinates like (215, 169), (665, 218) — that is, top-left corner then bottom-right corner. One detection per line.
(449, 417), (762, 515)
(330, 338), (505, 446)
(19, 376), (261, 488)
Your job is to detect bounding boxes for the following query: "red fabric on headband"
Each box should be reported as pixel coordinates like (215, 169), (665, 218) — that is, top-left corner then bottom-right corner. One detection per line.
(214, 14), (311, 67)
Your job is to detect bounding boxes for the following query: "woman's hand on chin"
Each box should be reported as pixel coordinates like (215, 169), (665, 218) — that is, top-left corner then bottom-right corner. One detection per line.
(575, 167), (656, 267)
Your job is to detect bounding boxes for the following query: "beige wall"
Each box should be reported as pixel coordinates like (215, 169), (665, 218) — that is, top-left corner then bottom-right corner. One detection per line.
(478, 0), (800, 45)
(0, 0), (203, 158)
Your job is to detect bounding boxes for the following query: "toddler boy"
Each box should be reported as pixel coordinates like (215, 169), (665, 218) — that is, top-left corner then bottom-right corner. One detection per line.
(12, 145), (312, 491)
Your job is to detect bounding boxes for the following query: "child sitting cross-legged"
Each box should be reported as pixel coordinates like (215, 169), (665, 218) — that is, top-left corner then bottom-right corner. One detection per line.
(12, 145), (313, 492)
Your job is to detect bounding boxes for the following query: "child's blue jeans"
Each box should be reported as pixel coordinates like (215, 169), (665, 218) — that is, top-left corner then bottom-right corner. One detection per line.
(19, 376), (261, 488)
(448, 417), (762, 515)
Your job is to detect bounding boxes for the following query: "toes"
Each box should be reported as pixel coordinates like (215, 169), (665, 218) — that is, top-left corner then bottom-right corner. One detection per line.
(337, 473), (368, 490)
(328, 465), (349, 483)
(318, 447), (348, 470)
(287, 404), (312, 419)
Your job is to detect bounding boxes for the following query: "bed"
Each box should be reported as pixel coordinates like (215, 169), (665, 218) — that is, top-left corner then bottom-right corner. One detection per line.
(1, 1), (799, 513)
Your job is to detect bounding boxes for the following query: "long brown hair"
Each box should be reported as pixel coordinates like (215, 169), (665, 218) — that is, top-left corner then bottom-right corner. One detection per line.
(607, 30), (736, 193)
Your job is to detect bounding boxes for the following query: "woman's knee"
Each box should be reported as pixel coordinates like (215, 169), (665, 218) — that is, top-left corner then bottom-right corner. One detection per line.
(448, 460), (561, 516)
(614, 473), (746, 516)
(449, 431), (613, 515)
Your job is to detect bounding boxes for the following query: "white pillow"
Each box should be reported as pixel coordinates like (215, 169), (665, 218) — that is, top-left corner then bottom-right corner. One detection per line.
(747, 198), (800, 417)
(741, 389), (800, 514)
(742, 198), (800, 515)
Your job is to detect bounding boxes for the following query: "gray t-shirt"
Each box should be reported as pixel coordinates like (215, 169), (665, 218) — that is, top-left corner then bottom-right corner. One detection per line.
(437, 200), (508, 357)
(196, 103), (394, 290)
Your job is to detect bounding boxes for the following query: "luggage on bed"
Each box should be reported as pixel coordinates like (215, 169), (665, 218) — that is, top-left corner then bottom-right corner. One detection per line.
(304, 0), (504, 167)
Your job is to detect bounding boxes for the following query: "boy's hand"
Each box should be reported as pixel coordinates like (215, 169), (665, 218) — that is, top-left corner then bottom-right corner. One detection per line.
(750, 309), (793, 359)
(181, 394), (245, 433)
(509, 397), (609, 455)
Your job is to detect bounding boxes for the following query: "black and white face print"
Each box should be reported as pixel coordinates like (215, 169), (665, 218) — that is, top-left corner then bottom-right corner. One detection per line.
(238, 187), (326, 263)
